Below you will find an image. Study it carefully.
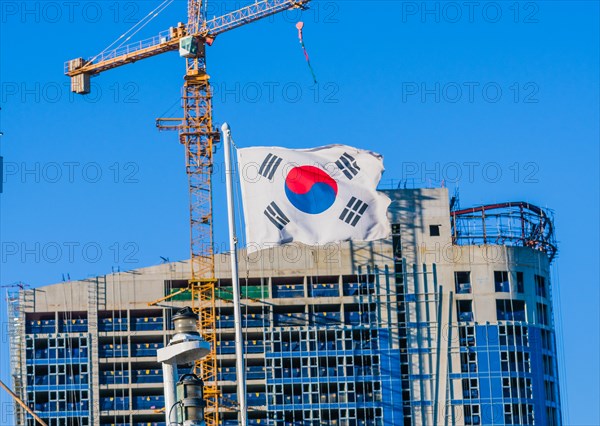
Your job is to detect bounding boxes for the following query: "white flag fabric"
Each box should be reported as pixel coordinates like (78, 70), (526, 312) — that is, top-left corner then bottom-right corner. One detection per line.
(237, 145), (391, 252)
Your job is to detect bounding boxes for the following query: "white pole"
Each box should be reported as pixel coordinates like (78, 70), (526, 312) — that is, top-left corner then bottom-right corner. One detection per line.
(162, 362), (178, 425)
(221, 122), (248, 426)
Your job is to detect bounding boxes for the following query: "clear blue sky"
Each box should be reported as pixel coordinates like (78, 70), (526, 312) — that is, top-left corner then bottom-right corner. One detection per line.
(1, 1), (598, 424)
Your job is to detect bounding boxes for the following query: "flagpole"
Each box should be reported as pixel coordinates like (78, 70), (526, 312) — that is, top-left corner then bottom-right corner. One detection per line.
(221, 122), (248, 426)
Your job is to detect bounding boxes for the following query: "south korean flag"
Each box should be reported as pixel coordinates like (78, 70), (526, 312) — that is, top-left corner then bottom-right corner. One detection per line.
(237, 145), (391, 252)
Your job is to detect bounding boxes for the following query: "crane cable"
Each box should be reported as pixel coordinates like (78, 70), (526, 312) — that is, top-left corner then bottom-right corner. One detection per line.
(89, 0), (175, 64)
(112, 0), (175, 49)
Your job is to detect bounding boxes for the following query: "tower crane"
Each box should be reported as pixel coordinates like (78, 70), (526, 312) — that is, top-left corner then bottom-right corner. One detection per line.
(65, 1), (312, 425)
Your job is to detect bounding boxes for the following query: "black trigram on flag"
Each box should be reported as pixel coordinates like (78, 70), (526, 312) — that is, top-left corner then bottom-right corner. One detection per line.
(259, 153), (283, 180)
(336, 152), (360, 180)
(264, 202), (290, 230)
(339, 197), (369, 226)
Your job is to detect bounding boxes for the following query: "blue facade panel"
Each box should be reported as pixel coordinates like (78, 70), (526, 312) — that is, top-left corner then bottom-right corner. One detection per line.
(456, 324), (553, 425)
(378, 329), (403, 426)
(529, 326), (551, 426)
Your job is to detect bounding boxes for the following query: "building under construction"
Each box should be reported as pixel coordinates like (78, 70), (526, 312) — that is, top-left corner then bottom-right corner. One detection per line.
(7, 187), (562, 426)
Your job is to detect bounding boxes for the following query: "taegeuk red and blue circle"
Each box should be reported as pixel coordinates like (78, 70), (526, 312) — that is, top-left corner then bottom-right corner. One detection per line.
(284, 166), (338, 214)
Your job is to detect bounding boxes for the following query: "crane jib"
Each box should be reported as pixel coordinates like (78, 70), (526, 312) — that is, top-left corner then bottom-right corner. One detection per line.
(65, 0), (312, 94)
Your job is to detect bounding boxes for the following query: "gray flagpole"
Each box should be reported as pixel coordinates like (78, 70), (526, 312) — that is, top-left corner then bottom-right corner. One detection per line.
(221, 122), (248, 426)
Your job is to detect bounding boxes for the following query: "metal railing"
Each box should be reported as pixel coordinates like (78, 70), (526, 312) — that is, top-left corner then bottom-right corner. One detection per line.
(451, 202), (557, 262)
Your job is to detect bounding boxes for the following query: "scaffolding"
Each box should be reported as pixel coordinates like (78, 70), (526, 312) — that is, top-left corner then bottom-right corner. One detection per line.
(254, 267), (404, 426)
(391, 224), (447, 426)
(22, 310), (91, 426)
(165, 265), (410, 425)
(7, 290), (29, 426)
(451, 202), (558, 262)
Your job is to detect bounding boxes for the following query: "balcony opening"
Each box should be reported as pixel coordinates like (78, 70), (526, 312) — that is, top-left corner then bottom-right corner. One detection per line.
(494, 271), (510, 293)
(455, 272), (472, 294)
(457, 300), (473, 322)
(535, 275), (547, 297)
(459, 326), (475, 347)
(536, 302), (549, 326)
(496, 300), (526, 322)
(462, 378), (479, 399)
(464, 405), (481, 425)
(501, 350), (530, 373)
(516, 272), (524, 293)
(541, 329), (553, 350)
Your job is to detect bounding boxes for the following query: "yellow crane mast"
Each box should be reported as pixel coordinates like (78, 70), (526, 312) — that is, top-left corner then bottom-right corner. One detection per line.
(65, 1), (311, 425)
